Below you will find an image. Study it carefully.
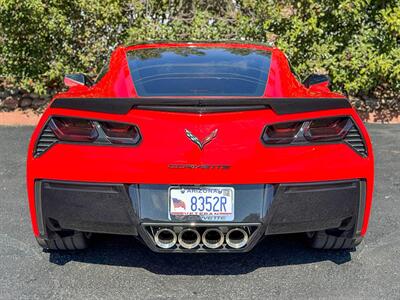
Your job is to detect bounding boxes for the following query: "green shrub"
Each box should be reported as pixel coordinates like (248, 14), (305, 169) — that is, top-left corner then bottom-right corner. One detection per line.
(0, 0), (399, 100)
(0, 0), (130, 94)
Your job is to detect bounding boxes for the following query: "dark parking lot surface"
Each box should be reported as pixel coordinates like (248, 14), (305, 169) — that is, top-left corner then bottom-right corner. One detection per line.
(1, 124), (399, 299)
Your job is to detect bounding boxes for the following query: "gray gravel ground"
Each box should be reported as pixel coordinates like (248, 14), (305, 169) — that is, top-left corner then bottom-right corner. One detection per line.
(0, 124), (399, 300)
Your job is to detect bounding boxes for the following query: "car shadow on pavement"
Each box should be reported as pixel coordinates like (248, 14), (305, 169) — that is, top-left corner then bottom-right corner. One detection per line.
(47, 233), (352, 275)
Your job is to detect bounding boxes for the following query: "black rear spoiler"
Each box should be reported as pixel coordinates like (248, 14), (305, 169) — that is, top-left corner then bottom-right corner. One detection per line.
(50, 97), (351, 115)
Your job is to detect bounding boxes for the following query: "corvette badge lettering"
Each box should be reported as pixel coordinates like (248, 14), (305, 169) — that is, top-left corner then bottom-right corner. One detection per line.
(168, 164), (230, 170)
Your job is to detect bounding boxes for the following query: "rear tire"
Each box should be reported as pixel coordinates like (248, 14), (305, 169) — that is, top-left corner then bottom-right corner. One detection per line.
(36, 231), (90, 251)
(307, 230), (363, 250)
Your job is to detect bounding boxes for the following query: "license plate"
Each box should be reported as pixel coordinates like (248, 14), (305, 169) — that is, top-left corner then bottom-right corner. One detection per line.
(169, 186), (234, 221)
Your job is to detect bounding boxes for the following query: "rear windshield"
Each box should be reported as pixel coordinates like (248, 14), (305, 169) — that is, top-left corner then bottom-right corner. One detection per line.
(127, 47), (271, 96)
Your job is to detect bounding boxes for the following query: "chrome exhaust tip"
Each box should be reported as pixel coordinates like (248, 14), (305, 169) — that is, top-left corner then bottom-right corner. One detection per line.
(226, 228), (248, 249)
(178, 228), (201, 249)
(202, 228), (224, 249)
(154, 228), (177, 249)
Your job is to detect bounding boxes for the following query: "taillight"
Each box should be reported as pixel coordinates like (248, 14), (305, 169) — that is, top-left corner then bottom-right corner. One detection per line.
(262, 117), (353, 145)
(48, 117), (141, 145)
(99, 121), (141, 145)
(262, 122), (302, 144)
(49, 117), (98, 142)
(304, 117), (352, 142)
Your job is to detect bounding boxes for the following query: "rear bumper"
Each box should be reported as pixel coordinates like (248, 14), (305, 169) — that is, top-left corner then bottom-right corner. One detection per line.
(34, 179), (366, 252)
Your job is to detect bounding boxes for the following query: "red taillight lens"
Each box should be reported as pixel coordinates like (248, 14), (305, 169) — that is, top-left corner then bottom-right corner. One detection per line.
(50, 117), (98, 142)
(304, 117), (351, 142)
(262, 117), (354, 145)
(262, 122), (302, 144)
(99, 121), (140, 144)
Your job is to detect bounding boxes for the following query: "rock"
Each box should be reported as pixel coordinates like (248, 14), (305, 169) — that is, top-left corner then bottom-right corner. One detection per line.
(365, 97), (378, 109)
(19, 97), (33, 108)
(30, 93), (40, 99)
(354, 99), (364, 109)
(2, 96), (19, 110)
(46, 88), (57, 95)
(43, 94), (52, 101)
(31, 98), (48, 109)
(9, 89), (22, 96)
(0, 90), (10, 99)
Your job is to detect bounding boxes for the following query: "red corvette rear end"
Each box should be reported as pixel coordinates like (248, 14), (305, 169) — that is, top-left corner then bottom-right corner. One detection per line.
(27, 42), (374, 252)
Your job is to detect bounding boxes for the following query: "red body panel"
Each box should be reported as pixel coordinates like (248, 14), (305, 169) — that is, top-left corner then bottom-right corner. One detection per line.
(26, 42), (374, 238)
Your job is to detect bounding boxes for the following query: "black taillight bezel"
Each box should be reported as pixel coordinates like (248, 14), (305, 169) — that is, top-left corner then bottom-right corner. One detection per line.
(261, 116), (368, 157)
(33, 116), (142, 157)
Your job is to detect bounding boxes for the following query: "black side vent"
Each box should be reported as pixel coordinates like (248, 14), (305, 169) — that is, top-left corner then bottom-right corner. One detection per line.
(34, 124), (58, 157)
(344, 125), (367, 156)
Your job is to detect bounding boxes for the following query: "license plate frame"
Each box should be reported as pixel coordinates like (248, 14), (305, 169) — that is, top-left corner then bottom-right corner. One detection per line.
(168, 186), (235, 222)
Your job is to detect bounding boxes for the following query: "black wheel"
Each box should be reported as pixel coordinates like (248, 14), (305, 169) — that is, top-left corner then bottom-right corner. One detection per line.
(306, 230), (363, 250)
(36, 231), (90, 251)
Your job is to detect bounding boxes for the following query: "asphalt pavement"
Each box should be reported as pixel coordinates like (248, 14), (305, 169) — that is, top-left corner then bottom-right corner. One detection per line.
(0, 124), (399, 299)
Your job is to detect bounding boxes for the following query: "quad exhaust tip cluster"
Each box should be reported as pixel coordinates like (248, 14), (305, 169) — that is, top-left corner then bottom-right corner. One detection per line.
(153, 227), (249, 250)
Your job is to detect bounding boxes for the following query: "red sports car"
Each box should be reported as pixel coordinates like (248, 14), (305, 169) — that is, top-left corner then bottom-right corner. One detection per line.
(27, 42), (374, 252)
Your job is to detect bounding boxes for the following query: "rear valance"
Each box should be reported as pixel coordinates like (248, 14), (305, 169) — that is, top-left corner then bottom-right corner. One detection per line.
(50, 97), (351, 115)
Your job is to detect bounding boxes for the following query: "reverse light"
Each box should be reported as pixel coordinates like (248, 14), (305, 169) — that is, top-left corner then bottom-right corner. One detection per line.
(99, 121), (141, 145)
(262, 121), (303, 144)
(262, 117), (354, 145)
